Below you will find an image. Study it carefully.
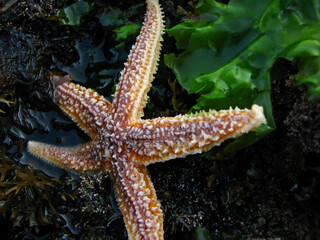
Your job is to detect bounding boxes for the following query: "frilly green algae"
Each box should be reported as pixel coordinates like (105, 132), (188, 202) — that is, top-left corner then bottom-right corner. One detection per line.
(57, 1), (94, 26)
(165, 0), (320, 155)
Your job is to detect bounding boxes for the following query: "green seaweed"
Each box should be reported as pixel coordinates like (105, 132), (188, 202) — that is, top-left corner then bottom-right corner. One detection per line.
(114, 23), (142, 41)
(57, 0), (94, 26)
(99, 8), (124, 27)
(166, 0), (320, 154)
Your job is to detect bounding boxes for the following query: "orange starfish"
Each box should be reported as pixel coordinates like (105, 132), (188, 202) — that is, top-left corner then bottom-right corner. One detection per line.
(28, 0), (266, 239)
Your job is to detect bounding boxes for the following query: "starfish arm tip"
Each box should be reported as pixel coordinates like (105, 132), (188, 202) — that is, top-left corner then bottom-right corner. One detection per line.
(251, 104), (267, 127)
(50, 74), (74, 88)
(27, 140), (41, 155)
(27, 141), (56, 164)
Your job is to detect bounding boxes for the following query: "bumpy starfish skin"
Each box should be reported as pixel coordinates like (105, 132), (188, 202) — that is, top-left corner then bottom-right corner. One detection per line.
(27, 0), (267, 239)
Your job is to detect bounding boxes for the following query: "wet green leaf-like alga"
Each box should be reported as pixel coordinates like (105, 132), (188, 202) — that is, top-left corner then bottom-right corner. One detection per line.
(165, 0), (320, 154)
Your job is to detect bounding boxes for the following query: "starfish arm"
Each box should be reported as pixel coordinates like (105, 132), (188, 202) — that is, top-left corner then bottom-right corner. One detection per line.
(110, 155), (163, 240)
(27, 141), (109, 173)
(128, 104), (266, 165)
(112, 0), (165, 124)
(54, 79), (112, 138)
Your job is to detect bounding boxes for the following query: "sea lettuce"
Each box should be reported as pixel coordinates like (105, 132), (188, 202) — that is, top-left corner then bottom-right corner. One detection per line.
(166, 0), (320, 154)
(113, 23), (142, 41)
(58, 2), (143, 42)
(57, 1), (94, 26)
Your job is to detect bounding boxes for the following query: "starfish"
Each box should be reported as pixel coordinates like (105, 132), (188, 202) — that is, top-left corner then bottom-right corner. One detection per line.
(27, 0), (266, 239)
